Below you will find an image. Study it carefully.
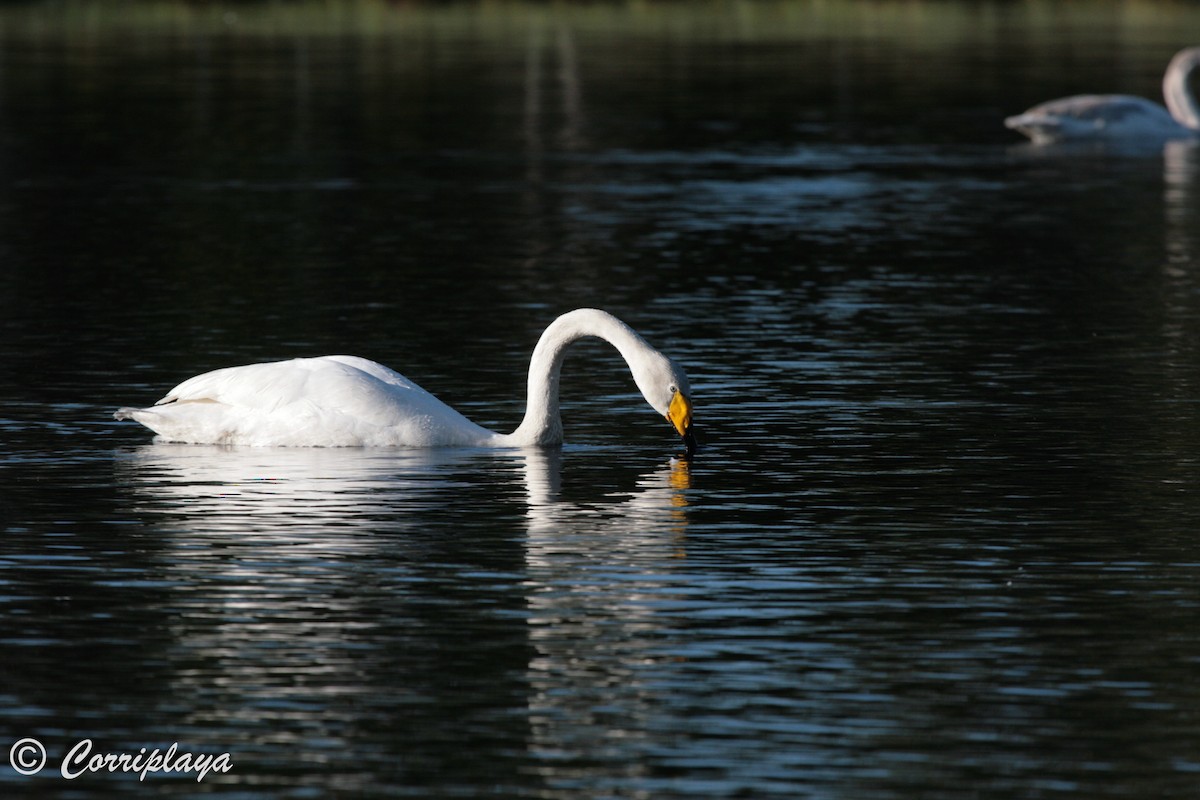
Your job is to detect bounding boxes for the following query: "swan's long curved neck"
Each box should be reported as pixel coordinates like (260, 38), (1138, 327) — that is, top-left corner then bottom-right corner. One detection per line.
(504, 309), (655, 446)
(1164, 47), (1200, 130)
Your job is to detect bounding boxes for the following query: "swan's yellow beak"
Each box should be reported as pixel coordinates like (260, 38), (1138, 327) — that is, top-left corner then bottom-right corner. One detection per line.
(667, 391), (692, 436)
(668, 391), (697, 456)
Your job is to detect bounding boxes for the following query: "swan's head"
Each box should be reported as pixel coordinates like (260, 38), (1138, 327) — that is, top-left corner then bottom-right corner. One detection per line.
(632, 352), (696, 457)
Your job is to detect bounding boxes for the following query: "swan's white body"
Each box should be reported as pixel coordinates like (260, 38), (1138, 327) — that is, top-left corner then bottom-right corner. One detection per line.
(1005, 47), (1200, 144)
(114, 309), (695, 450)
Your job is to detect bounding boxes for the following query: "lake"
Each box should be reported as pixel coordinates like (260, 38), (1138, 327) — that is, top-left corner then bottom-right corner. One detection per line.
(2, 1), (1200, 797)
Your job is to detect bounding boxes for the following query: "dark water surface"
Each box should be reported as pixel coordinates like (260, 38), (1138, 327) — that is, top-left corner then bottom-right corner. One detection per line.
(3, 2), (1200, 797)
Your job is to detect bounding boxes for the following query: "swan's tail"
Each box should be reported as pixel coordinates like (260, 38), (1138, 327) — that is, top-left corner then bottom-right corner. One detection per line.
(113, 407), (140, 421)
(113, 405), (196, 442)
(1005, 113), (1062, 144)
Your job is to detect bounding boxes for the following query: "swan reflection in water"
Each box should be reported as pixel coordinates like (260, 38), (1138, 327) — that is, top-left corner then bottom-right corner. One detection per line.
(116, 442), (690, 543)
(1161, 140), (1200, 394)
(517, 449), (694, 774)
(116, 443), (693, 769)
(1164, 139), (1200, 261)
(113, 444), (493, 742)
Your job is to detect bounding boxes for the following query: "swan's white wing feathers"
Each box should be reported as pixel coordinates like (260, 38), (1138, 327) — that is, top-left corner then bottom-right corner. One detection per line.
(125, 356), (496, 447)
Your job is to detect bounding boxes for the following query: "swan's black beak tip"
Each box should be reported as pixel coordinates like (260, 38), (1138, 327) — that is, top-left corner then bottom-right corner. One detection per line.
(681, 426), (698, 459)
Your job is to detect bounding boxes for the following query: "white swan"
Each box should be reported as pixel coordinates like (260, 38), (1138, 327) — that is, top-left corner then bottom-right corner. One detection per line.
(1005, 46), (1200, 144)
(114, 308), (697, 453)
